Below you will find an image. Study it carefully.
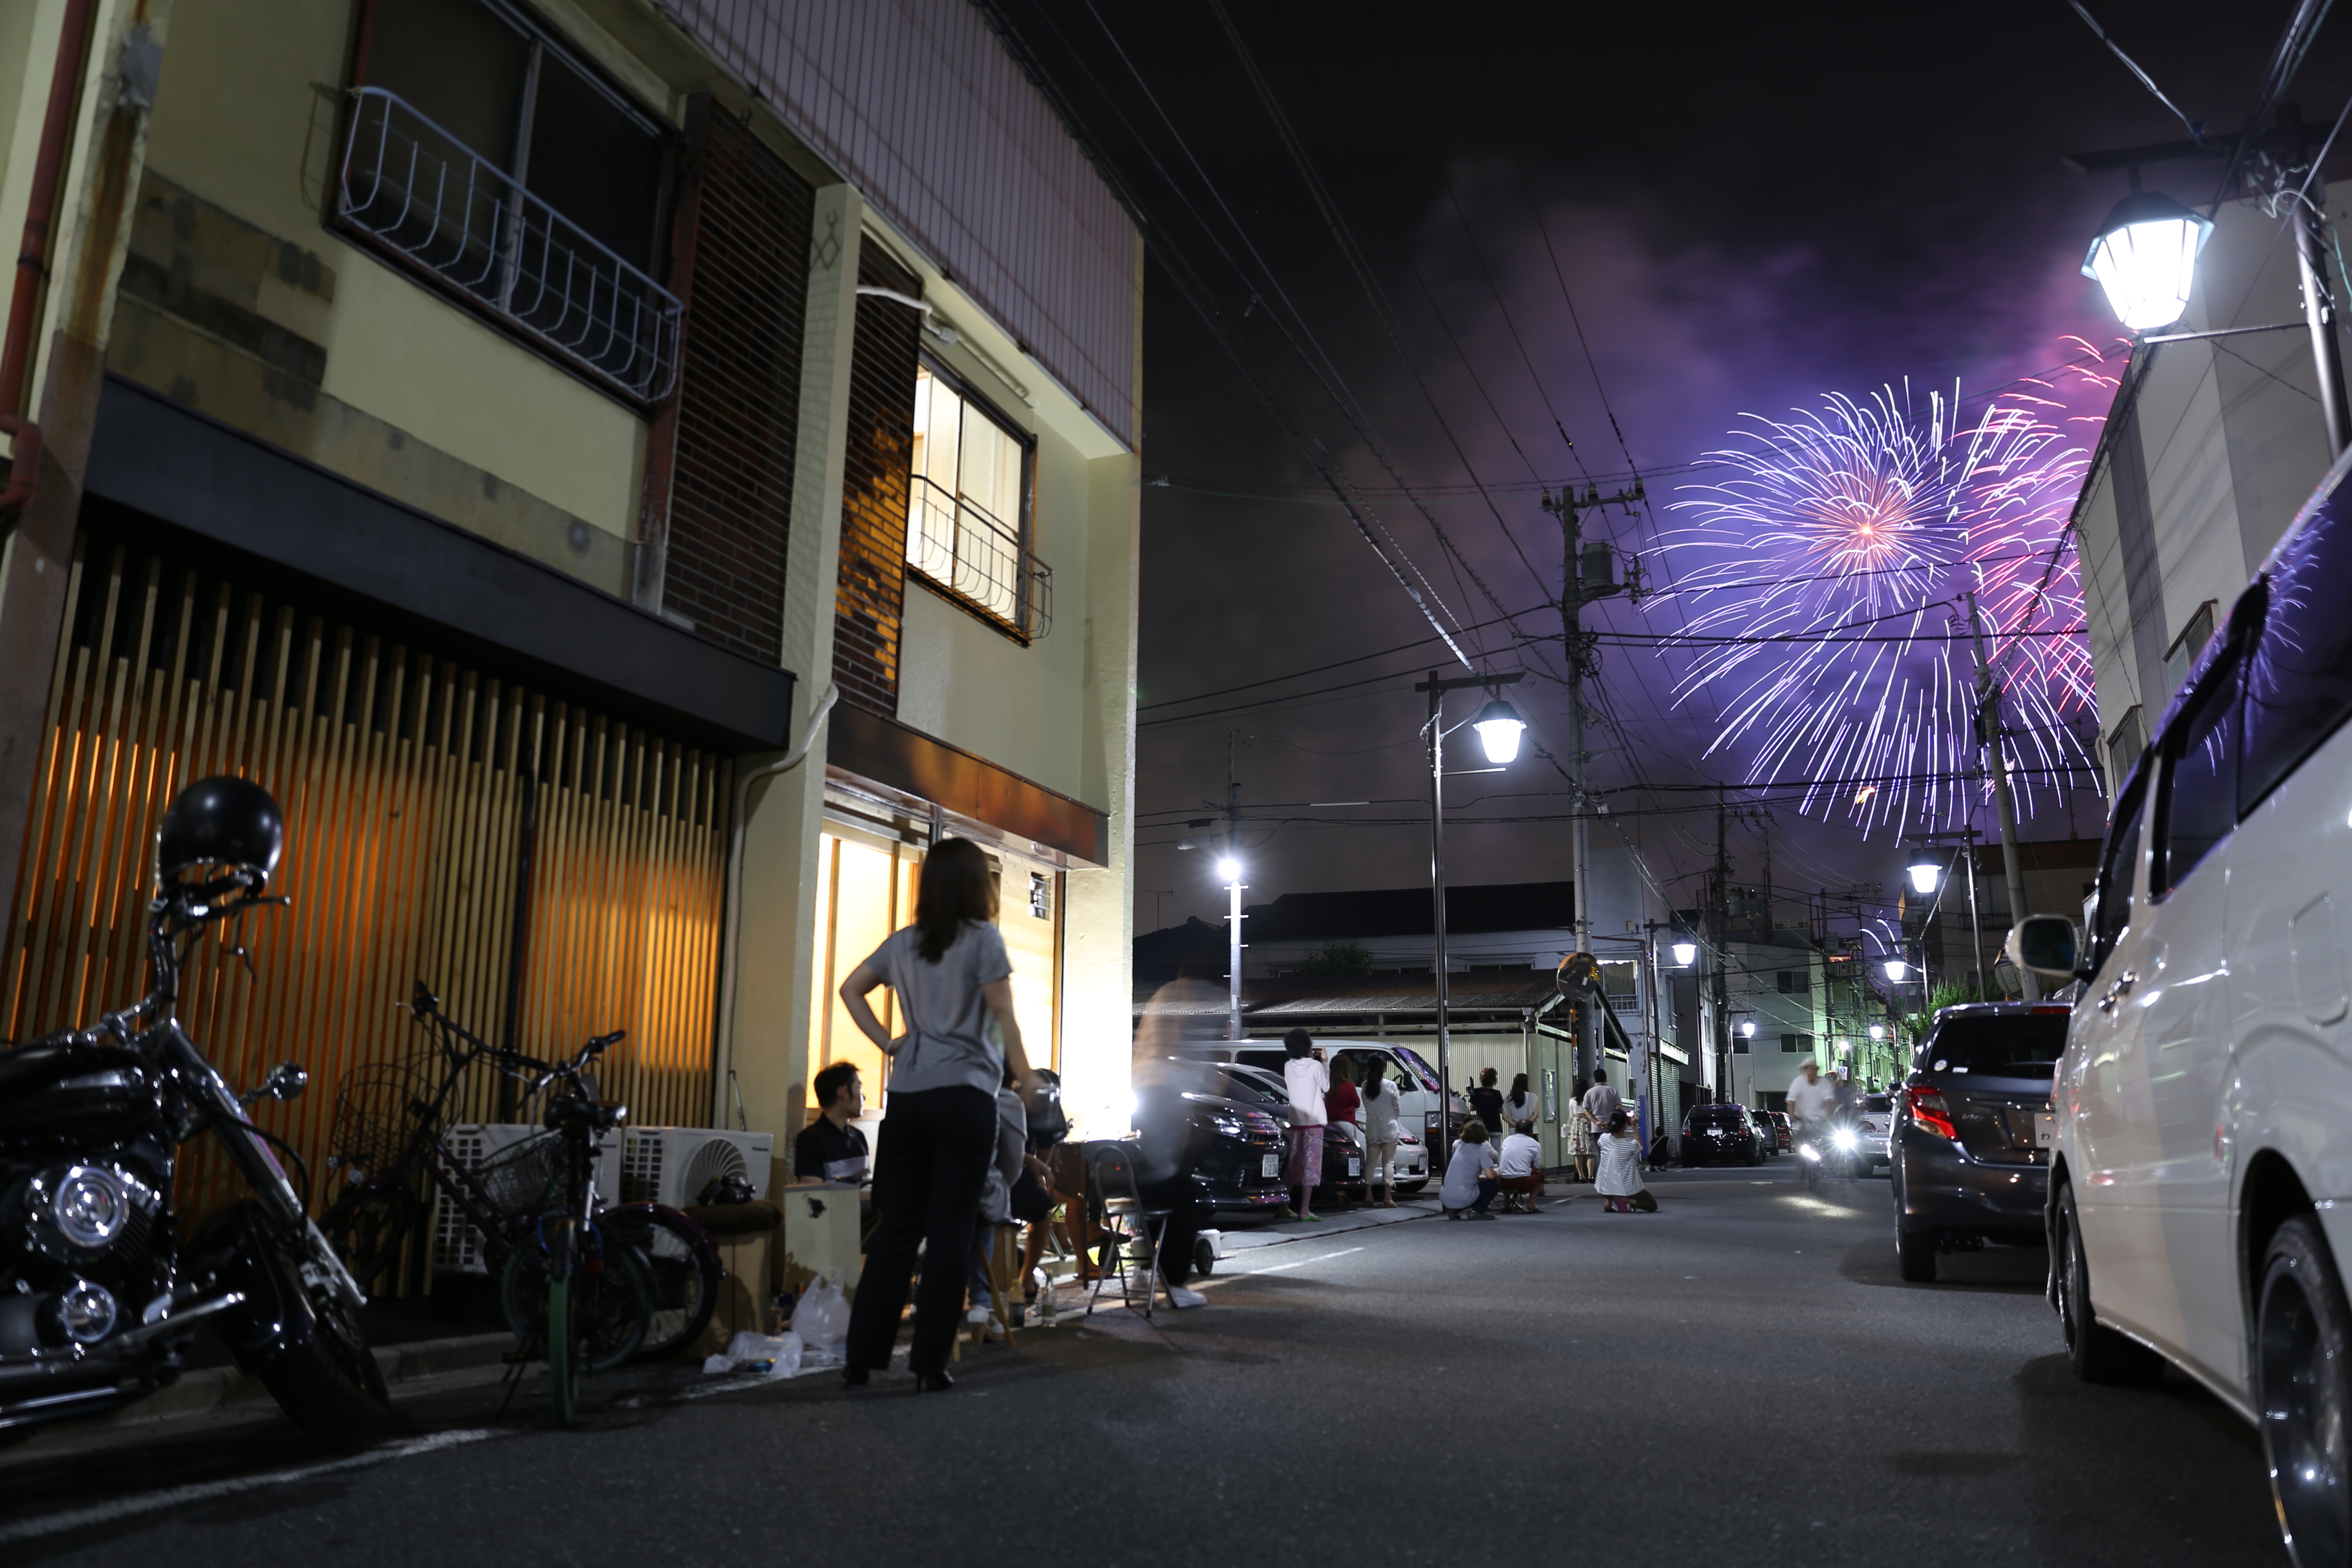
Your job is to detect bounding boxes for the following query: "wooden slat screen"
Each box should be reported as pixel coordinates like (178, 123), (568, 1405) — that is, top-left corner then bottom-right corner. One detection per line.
(2, 534), (731, 1221)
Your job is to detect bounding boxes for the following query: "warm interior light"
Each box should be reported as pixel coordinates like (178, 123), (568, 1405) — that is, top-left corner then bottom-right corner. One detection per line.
(1471, 697), (1525, 765)
(2082, 191), (2212, 332)
(1671, 941), (1698, 966)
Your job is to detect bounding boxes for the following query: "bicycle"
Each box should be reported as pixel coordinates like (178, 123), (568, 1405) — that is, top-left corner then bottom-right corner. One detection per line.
(319, 982), (721, 1362)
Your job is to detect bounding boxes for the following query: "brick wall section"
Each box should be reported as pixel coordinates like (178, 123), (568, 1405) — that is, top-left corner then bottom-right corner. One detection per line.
(660, 115), (814, 664)
(832, 243), (923, 715)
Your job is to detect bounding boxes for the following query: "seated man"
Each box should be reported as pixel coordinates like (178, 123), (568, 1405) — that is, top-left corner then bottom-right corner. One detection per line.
(793, 1062), (870, 1187)
(1494, 1120), (1548, 1213)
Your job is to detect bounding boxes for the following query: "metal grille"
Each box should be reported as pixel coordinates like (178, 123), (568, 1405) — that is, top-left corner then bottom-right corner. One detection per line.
(908, 476), (1051, 640)
(336, 87), (681, 402)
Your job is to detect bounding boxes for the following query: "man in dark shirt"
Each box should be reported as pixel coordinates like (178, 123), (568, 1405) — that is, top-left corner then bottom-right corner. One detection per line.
(794, 1062), (870, 1184)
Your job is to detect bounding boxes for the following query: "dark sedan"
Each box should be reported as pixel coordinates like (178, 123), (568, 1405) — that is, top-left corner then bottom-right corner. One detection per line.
(1138, 1062), (1290, 1211)
(1891, 1003), (2069, 1282)
(1681, 1103), (1764, 1166)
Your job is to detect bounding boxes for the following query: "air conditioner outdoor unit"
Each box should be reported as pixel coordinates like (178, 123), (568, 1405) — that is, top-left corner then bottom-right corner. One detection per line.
(620, 1128), (774, 1208)
(431, 1123), (625, 1275)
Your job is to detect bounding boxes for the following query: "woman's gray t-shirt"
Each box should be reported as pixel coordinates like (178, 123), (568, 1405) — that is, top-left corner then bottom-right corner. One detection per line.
(863, 920), (1013, 1098)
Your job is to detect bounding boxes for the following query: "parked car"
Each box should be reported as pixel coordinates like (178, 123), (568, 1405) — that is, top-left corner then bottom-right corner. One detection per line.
(1167, 1038), (1462, 1165)
(1681, 1102), (1763, 1166)
(1138, 1062), (1289, 1212)
(1746, 1107), (1781, 1155)
(2008, 450), (2352, 1565)
(1891, 1004), (2067, 1281)
(1850, 1093), (1895, 1173)
(1221, 1063), (1383, 1200)
(1763, 1109), (1794, 1153)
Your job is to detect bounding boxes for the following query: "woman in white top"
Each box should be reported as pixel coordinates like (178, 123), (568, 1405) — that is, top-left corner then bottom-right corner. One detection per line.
(1359, 1069), (1405, 1207)
(1501, 1072), (1539, 1133)
(1438, 1119), (1501, 1219)
(1280, 1029), (1330, 1220)
(837, 839), (1037, 1391)
(1595, 1109), (1646, 1213)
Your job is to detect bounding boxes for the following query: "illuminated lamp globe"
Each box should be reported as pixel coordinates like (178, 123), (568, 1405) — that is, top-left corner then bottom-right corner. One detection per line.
(2082, 191), (2212, 332)
(1869, 1024), (1886, 1041)
(1471, 698), (1526, 765)
(1884, 958), (1909, 982)
(1905, 849), (1944, 897)
(1739, 1019), (1757, 1038)
(1670, 940), (1698, 967)
(1216, 856), (1241, 881)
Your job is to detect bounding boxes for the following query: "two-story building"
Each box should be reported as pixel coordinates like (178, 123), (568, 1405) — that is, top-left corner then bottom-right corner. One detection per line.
(0, 0), (1142, 1197)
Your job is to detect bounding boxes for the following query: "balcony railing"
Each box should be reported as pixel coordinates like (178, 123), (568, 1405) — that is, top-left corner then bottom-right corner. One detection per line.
(335, 87), (681, 402)
(908, 475), (1051, 640)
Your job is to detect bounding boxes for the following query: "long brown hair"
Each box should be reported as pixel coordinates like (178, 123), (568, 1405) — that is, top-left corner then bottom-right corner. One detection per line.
(915, 838), (996, 962)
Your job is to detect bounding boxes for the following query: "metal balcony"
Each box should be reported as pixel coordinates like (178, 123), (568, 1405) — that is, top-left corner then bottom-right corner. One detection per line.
(908, 475), (1051, 640)
(335, 87), (680, 403)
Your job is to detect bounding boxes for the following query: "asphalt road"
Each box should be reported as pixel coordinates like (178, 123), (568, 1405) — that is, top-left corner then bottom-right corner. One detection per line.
(0, 1161), (2288, 1566)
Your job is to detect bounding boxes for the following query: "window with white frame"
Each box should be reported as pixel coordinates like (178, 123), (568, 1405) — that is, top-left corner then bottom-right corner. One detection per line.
(907, 362), (1050, 639)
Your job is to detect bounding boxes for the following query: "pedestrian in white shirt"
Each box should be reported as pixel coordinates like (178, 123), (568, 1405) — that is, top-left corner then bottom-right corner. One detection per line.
(1494, 1120), (1547, 1213)
(1439, 1119), (1501, 1219)
(1595, 1110), (1647, 1213)
(1787, 1060), (1837, 1152)
(1360, 1071), (1405, 1207)
(1577, 1070), (1623, 1185)
(1281, 1029), (1330, 1221)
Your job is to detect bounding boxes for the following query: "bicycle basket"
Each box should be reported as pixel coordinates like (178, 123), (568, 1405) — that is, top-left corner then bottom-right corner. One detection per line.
(330, 1053), (444, 1179)
(472, 1130), (565, 1219)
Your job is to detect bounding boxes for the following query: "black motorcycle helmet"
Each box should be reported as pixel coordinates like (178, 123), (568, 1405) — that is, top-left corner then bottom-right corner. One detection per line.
(156, 776), (283, 897)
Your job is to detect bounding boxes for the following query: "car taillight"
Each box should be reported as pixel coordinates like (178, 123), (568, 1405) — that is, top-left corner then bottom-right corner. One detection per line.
(1905, 1086), (1958, 1142)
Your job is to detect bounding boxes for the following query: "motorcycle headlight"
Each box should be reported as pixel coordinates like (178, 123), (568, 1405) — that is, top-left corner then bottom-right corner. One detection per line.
(47, 1166), (131, 1248)
(1832, 1128), (1859, 1151)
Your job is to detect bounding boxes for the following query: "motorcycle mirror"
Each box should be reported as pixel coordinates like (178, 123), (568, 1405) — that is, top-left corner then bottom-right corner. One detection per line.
(410, 978), (439, 1013)
(260, 1061), (308, 1102)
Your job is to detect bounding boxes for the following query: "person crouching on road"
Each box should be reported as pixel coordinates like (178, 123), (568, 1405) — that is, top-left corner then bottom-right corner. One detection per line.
(1440, 1118), (1501, 1220)
(1495, 1119), (1547, 1212)
(1282, 1029), (1330, 1222)
(1596, 1110), (1645, 1213)
(1361, 1069), (1403, 1207)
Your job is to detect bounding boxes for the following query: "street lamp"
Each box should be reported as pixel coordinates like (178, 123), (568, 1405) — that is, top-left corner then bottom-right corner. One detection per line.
(1671, 940), (1698, 967)
(1884, 958), (1908, 983)
(1869, 1023), (1886, 1041)
(1217, 854), (1244, 1041)
(1471, 698), (1526, 764)
(1739, 1018), (1756, 1038)
(2082, 190), (2212, 332)
(1904, 848), (1945, 897)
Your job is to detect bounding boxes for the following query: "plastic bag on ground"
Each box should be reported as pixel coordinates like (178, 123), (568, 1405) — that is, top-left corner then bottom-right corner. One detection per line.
(794, 1268), (851, 1361)
(702, 1329), (804, 1375)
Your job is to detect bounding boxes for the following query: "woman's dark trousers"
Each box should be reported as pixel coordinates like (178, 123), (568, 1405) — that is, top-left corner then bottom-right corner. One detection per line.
(845, 1085), (995, 1376)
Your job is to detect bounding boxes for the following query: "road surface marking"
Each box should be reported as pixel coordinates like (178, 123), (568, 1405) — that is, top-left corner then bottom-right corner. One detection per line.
(0, 1427), (497, 1543)
(1224, 1246), (1366, 1276)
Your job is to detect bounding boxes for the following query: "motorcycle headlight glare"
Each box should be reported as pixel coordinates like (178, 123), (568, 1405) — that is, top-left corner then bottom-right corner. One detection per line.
(1832, 1128), (1859, 1151)
(48, 1165), (130, 1249)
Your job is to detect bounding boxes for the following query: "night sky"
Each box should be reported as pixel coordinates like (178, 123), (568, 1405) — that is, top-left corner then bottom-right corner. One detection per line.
(994, 1), (2352, 936)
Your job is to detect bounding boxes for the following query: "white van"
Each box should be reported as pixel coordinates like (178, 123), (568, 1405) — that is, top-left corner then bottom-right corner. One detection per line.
(2012, 447), (2352, 1565)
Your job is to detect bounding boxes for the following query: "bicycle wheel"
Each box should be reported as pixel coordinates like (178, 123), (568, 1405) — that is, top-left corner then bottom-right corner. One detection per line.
(502, 1221), (653, 1374)
(318, 1181), (426, 1297)
(603, 1205), (719, 1360)
(545, 1272), (574, 1425)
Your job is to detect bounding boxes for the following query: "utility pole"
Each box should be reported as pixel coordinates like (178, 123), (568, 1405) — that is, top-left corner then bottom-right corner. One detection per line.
(1966, 593), (2038, 1001)
(1541, 482), (1642, 1089)
(1224, 729), (1244, 1041)
(1712, 786), (1731, 1104)
(2280, 104), (2352, 460)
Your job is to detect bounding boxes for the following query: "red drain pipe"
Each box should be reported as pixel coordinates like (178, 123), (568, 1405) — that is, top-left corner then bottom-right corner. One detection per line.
(0, 0), (98, 524)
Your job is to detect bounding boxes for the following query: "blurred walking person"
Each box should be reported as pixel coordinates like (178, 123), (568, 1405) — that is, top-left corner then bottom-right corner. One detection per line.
(1282, 1029), (1329, 1221)
(1361, 1068), (1404, 1207)
(836, 839), (1036, 1393)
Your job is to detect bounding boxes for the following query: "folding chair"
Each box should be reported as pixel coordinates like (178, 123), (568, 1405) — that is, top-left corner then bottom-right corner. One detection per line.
(1082, 1139), (1172, 1319)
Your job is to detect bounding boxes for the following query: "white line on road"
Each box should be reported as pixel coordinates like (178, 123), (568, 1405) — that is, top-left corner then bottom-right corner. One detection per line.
(1220, 1246), (1365, 1277)
(0, 1427), (499, 1544)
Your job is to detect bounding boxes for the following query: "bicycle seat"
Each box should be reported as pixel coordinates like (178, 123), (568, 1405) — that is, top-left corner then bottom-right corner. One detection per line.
(545, 1097), (627, 1130)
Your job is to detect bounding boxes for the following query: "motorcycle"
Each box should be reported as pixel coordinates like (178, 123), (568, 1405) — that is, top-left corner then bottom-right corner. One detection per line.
(0, 777), (393, 1449)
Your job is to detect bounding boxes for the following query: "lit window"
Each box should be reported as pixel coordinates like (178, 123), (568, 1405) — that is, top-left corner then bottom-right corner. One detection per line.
(908, 364), (1050, 638)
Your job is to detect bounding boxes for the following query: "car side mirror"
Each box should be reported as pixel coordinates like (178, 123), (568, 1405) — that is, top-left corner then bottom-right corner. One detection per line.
(2006, 916), (2082, 985)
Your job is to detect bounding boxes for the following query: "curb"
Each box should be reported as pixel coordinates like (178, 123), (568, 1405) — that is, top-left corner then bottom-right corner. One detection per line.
(0, 1331), (514, 1465)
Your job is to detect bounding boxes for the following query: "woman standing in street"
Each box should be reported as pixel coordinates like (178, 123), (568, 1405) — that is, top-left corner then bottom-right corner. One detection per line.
(836, 839), (1036, 1392)
(1569, 1076), (1596, 1185)
(1501, 1072), (1538, 1132)
(1282, 1029), (1329, 1221)
(1360, 1068), (1403, 1207)
(1325, 1057), (1362, 1210)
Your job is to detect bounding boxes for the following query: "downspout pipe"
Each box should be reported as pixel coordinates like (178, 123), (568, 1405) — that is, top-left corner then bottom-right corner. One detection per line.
(711, 683), (838, 1127)
(0, 0), (99, 524)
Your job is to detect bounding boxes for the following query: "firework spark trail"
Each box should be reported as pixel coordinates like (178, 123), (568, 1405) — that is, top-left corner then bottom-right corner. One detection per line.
(1653, 379), (2098, 835)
